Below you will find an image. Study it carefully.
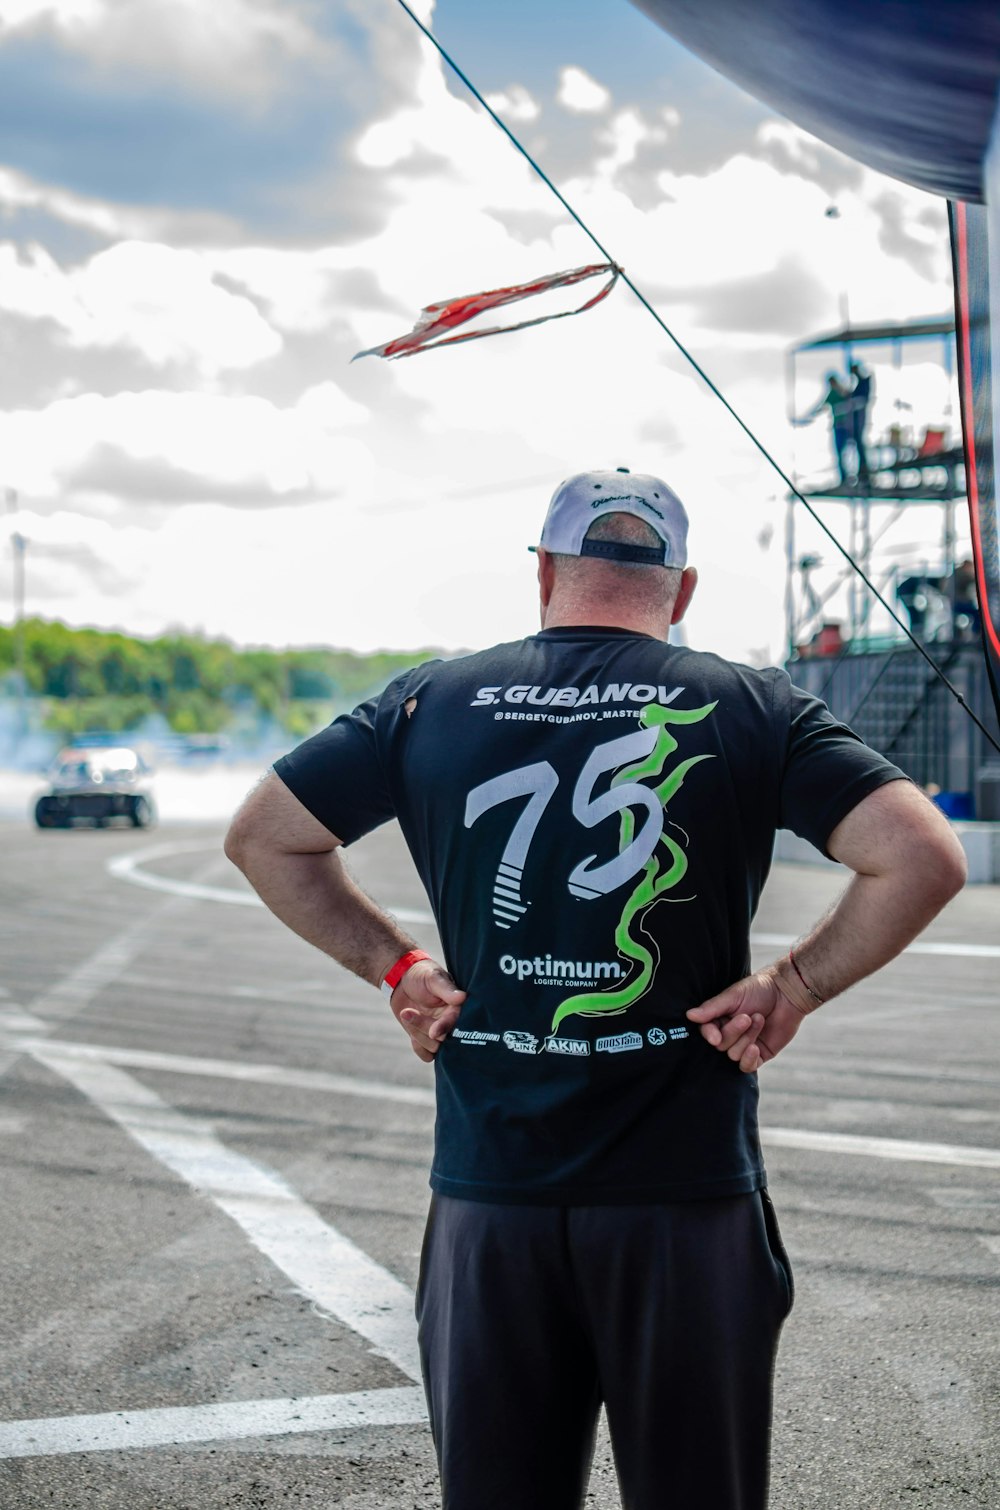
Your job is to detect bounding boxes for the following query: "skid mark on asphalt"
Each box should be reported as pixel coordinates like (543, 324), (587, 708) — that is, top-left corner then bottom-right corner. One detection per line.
(1, 852), (232, 1086)
(0, 1387), (427, 1460)
(28, 1049), (423, 1386)
(27, 927), (155, 1019)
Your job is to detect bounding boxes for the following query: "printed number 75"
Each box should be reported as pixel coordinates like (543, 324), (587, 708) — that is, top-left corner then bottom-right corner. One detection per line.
(464, 725), (664, 925)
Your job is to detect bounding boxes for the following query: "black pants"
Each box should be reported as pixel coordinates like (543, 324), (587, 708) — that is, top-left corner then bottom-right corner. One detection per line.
(416, 1191), (793, 1510)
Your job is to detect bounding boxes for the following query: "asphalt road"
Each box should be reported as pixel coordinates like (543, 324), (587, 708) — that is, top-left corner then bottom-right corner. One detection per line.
(0, 816), (998, 1509)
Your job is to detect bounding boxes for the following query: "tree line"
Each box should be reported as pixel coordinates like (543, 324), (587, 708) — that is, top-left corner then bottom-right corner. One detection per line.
(0, 618), (440, 739)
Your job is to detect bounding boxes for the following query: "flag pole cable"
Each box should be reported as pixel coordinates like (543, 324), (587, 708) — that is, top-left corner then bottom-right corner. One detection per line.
(393, 0), (1000, 754)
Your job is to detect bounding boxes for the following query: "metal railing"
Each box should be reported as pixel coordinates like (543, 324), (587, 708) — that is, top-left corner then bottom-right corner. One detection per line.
(788, 641), (1000, 805)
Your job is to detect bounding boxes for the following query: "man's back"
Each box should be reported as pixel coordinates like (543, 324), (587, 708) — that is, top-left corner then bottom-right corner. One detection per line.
(274, 625), (902, 1204)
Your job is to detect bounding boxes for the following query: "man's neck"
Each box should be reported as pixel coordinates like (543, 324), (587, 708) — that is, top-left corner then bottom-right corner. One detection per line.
(541, 601), (672, 639)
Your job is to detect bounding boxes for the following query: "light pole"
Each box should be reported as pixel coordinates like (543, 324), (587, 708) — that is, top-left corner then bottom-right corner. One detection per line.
(824, 205), (852, 331)
(5, 488), (27, 741)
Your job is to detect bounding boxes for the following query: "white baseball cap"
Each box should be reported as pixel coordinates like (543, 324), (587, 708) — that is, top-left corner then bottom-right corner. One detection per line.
(532, 467), (688, 567)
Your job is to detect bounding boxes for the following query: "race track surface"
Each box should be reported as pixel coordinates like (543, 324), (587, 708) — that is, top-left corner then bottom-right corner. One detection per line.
(1, 818), (998, 1509)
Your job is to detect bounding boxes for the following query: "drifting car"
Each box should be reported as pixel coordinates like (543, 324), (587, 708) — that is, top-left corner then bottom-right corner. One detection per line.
(35, 746), (156, 829)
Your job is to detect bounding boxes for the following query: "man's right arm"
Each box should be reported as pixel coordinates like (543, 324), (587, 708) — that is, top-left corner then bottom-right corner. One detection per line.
(686, 780), (968, 1071)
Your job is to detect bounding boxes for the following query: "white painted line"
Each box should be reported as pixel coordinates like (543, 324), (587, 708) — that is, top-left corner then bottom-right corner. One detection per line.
(108, 845), (259, 907)
(0, 1385), (427, 1460)
(108, 846), (996, 953)
(18, 1034), (1000, 1171)
(13, 1037), (434, 1108)
(0, 1007), (47, 1033)
(979, 1235), (1000, 1261)
(752, 931), (1000, 961)
(0, 1007), (48, 1078)
(787, 1053), (1000, 1089)
(764, 1126), (1000, 1169)
(29, 1050), (423, 1384)
(108, 843), (434, 924)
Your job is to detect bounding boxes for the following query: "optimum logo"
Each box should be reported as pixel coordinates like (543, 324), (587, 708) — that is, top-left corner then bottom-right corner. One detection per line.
(500, 954), (624, 983)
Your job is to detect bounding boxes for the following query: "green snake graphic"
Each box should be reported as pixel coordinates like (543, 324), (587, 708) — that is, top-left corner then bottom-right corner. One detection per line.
(550, 700), (716, 1033)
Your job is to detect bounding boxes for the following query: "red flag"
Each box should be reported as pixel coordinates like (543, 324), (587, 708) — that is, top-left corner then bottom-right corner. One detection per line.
(354, 261), (620, 360)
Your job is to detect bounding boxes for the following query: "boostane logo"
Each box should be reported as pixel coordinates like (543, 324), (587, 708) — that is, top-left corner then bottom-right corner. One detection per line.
(596, 1032), (643, 1054)
(500, 954), (624, 983)
(471, 682), (683, 709)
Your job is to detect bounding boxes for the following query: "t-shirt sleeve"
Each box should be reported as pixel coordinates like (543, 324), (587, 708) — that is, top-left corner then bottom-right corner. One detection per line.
(272, 697), (396, 845)
(777, 673), (910, 856)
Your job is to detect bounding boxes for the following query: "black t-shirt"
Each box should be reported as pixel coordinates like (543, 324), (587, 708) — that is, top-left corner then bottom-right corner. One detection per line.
(274, 627), (906, 1205)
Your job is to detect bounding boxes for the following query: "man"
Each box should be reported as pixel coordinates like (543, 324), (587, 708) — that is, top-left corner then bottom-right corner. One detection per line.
(226, 467), (966, 1510)
(801, 373), (855, 484)
(849, 360), (874, 482)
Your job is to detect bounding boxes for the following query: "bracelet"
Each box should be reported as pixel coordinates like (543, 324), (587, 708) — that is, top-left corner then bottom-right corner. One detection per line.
(380, 949), (430, 1000)
(788, 948), (825, 1006)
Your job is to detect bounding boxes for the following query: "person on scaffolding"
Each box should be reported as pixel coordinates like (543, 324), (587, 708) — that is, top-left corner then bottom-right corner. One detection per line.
(801, 373), (855, 485)
(849, 361), (874, 483)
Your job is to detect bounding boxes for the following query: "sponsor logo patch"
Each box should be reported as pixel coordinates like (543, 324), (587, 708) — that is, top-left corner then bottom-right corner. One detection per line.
(544, 1035), (590, 1057)
(503, 1030), (541, 1055)
(500, 953), (623, 985)
(452, 1029), (500, 1045)
(595, 1031), (643, 1054)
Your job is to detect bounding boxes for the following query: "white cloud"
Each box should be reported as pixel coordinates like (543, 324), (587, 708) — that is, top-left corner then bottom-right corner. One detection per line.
(557, 65), (611, 114)
(0, 387), (372, 502)
(208, 246), (365, 336)
(0, 164), (241, 244)
(0, 1), (960, 666)
(0, 240), (282, 374)
(483, 84), (540, 123)
(0, 0), (322, 98)
(594, 107), (669, 178)
(0, 0), (101, 27)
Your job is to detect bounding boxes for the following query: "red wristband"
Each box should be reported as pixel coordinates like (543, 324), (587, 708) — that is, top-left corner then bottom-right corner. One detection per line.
(380, 949), (430, 999)
(788, 948), (825, 1006)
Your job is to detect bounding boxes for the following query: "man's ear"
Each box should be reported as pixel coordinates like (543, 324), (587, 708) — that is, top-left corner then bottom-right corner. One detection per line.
(670, 566), (698, 624)
(537, 548), (556, 613)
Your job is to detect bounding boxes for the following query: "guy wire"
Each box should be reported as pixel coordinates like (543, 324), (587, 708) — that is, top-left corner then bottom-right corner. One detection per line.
(394, 0), (1000, 754)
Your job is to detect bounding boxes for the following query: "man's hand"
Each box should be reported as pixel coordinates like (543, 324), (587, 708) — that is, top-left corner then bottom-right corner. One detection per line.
(392, 959), (466, 1063)
(686, 965), (812, 1074)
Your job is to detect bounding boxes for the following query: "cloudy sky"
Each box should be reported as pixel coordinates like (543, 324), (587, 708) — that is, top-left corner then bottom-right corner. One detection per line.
(0, 0), (963, 663)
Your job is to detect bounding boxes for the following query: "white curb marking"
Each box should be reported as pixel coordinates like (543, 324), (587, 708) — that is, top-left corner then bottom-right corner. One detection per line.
(15, 1034), (1000, 1172)
(13, 1037), (434, 1108)
(752, 930), (1000, 961)
(763, 1126), (1000, 1169)
(0, 1386), (427, 1460)
(109, 845), (998, 954)
(108, 843), (434, 924)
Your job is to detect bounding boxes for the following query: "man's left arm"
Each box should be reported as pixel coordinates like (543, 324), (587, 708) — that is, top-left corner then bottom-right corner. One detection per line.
(225, 773), (464, 1062)
(687, 780), (967, 1071)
